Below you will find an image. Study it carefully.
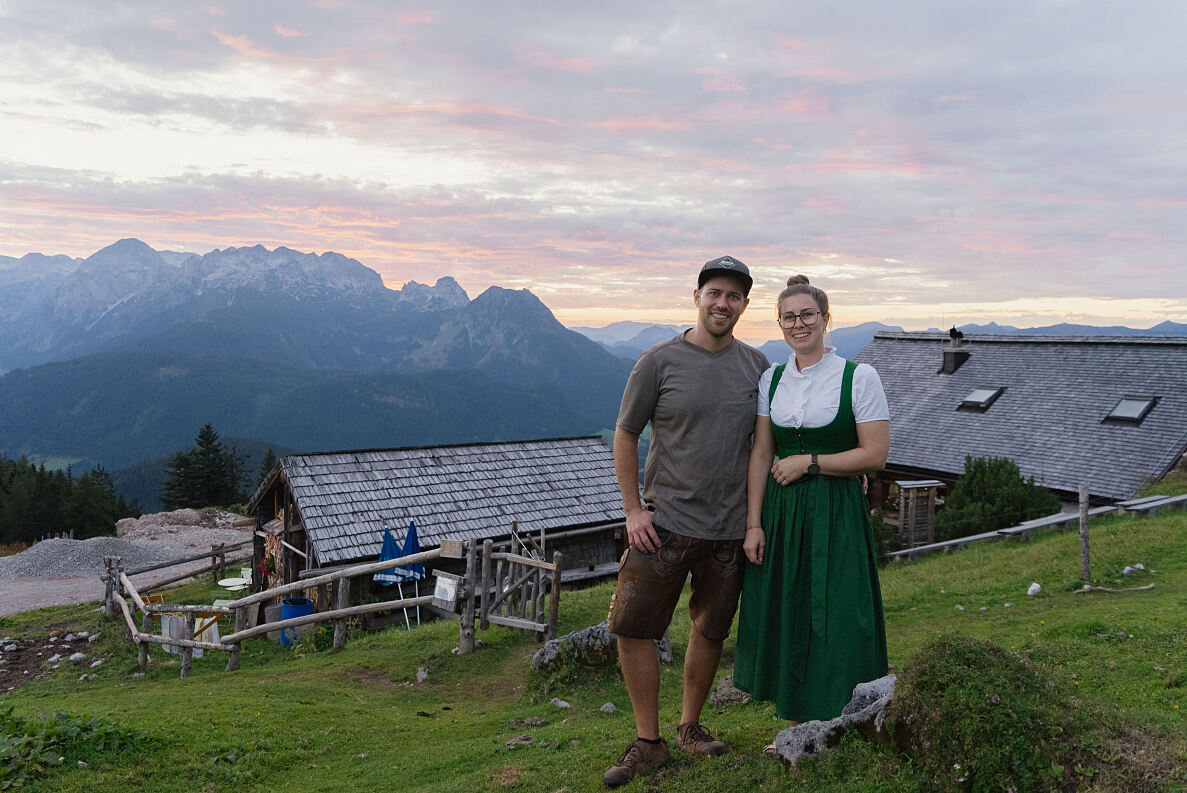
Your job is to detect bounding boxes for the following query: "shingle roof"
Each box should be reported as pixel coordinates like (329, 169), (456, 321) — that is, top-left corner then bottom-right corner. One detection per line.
(855, 332), (1187, 500)
(268, 436), (622, 565)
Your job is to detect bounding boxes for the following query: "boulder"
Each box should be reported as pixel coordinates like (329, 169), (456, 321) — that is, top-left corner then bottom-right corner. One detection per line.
(707, 674), (750, 707)
(775, 675), (897, 767)
(531, 621), (672, 671)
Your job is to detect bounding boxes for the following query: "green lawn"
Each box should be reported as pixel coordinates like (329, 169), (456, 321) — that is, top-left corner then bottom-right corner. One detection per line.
(2, 510), (1184, 792)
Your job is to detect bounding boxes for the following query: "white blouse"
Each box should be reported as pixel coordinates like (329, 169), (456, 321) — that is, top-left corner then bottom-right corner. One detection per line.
(756, 348), (890, 428)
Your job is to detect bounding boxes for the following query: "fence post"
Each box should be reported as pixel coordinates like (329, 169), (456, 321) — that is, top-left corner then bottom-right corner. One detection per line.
(480, 540), (492, 630)
(180, 613), (196, 678)
(547, 552), (563, 641)
(115, 558), (131, 640)
(459, 541), (476, 654)
(218, 544), (227, 582)
(103, 557), (115, 619)
(333, 577), (350, 650)
(1079, 484), (1091, 581)
(138, 609), (152, 669)
(227, 606), (247, 671)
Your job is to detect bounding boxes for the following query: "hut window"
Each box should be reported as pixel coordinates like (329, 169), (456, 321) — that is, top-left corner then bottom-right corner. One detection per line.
(1104, 396), (1156, 425)
(958, 387), (1004, 412)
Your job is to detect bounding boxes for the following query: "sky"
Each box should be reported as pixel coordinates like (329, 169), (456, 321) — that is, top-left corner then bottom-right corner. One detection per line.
(2, 1), (1186, 343)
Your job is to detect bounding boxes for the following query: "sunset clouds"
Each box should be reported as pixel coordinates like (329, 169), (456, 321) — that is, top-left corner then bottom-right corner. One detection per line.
(2, 1), (1185, 339)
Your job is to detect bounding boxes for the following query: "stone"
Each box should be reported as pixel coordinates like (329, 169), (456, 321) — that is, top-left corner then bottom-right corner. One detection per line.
(707, 674), (750, 706)
(69, 652), (86, 662)
(64, 634), (76, 642)
(48, 654), (61, 663)
(3, 644), (15, 652)
(89, 659), (103, 668)
(531, 620), (672, 672)
(600, 702), (616, 713)
(550, 698), (571, 709)
(506, 735), (533, 748)
(1027, 582), (1042, 596)
(775, 675), (897, 768)
(88, 635), (99, 643)
(416, 667), (428, 682)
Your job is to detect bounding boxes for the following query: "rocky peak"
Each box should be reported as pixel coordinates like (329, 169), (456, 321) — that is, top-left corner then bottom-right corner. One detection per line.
(397, 276), (470, 310)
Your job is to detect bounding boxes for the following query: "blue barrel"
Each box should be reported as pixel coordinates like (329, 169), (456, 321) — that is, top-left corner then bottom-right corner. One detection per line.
(280, 596), (314, 646)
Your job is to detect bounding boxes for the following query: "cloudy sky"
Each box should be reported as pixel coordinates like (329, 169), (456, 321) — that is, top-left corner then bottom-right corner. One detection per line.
(2, 1), (1185, 341)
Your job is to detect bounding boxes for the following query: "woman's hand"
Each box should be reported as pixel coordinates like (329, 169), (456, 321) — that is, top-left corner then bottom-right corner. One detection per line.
(743, 525), (765, 565)
(770, 455), (809, 486)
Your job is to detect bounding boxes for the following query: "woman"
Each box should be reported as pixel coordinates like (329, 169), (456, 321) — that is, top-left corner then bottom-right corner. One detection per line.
(733, 274), (890, 748)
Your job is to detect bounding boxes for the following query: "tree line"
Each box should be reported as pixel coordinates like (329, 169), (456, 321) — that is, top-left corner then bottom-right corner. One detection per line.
(0, 457), (140, 545)
(160, 423), (275, 511)
(1, 424), (278, 547)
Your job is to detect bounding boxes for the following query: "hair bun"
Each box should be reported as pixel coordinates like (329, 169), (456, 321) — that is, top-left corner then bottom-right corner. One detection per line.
(786, 274), (810, 287)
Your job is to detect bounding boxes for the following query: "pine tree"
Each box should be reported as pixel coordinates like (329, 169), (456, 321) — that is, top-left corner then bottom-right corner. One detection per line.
(256, 448), (277, 491)
(936, 456), (1061, 541)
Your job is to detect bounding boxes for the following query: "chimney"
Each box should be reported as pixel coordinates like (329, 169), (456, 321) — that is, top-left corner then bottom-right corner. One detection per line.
(939, 327), (970, 374)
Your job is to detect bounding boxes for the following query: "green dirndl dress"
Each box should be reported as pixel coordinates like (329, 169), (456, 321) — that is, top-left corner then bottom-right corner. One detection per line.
(734, 359), (888, 722)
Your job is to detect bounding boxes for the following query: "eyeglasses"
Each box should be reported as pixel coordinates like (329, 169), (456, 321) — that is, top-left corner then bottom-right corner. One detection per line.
(778, 309), (822, 328)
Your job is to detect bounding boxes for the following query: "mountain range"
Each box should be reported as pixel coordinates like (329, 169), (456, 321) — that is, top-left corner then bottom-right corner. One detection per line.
(572, 319), (1187, 363)
(0, 240), (631, 492)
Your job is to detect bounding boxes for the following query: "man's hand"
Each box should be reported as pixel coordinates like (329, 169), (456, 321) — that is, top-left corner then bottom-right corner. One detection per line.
(743, 526), (765, 565)
(625, 508), (661, 553)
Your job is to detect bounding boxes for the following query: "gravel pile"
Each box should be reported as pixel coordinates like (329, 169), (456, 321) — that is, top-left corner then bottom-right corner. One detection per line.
(0, 508), (253, 579)
(0, 537), (186, 578)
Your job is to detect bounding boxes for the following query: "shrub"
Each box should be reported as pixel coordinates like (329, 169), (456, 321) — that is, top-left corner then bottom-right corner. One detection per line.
(886, 634), (1090, 792)
(936, 456), (1060, 541)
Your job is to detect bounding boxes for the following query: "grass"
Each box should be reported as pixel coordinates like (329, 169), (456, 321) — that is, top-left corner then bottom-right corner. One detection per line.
(1, 511), (1185, 792)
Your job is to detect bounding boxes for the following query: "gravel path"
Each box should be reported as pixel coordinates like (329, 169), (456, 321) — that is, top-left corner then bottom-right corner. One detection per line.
(0, 514), (253, 617)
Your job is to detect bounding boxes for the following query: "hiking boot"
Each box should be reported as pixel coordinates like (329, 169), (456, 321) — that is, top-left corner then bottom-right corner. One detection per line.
(603, 737), (671, 787)
(676, 721), (729, 756)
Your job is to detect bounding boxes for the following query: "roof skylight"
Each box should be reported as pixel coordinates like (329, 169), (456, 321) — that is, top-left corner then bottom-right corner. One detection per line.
(1105, 396), (1156, 424)
(959, 387), (1004, 412)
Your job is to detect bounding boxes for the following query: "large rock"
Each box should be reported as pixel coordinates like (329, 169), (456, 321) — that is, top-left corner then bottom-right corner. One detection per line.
(775, 675), (896, 767)
(531, 621), (672, 671)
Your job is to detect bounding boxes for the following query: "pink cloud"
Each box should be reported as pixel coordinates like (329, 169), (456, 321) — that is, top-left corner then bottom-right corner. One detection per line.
(696, 67), (746, 92)
(517, 50), (600, 73)
(782, 89), (830, 115)
(150, 16), (177, 31)
(211, 29), (273, 59)
(584, 116), (694, 133)
(274, 24), (310, 38)
(397, 9), (441, 25)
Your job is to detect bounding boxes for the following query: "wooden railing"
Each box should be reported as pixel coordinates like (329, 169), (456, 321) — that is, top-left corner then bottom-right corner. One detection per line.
(102, 538), (563, 678)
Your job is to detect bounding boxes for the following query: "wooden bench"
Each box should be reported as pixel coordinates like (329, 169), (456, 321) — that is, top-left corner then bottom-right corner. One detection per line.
(997, 505), (1115, 538)
(1120, 493), (1187, 517)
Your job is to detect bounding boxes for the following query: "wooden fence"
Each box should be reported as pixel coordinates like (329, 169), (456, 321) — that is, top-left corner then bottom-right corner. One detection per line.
(103, 539), (563, 677)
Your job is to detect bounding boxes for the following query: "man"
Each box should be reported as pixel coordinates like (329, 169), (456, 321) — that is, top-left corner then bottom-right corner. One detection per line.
(603, 255), (769, 787)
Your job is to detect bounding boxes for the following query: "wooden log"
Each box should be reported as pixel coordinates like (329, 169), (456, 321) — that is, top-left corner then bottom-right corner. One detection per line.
(123, 541), (250, 577)
(130, 631), (231, 653)
(143, 603), (233, 614)
(459, 542), (476, 654)
(226, 607), (247, 671)
(480, 540), (492, 630)
(103, 557), (116, 620)
(138, 609), (152, 669)
(139, 562), (221, 595)
(120, 572), (147, 613)
(1074, 583), (1155, 594)
(180, 613), (195, 678)
(332, 578), (350, 650)
(222, 595), (435, 644)
(486, 565), (540, 613)
(488, 552), (559, 571)
(547, 552), (562, 641)
(224, 549), (441, 609)
(486, 614), (548, 632)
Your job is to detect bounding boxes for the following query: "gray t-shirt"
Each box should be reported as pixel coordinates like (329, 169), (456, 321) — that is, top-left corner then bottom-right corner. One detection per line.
(617, 332), (769, 540)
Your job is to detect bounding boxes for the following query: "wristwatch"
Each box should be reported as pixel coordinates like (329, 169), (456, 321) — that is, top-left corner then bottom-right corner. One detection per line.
(807, 453), (820, 475)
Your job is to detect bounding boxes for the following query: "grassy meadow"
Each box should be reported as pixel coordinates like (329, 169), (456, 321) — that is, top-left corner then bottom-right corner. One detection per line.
(0, 509), (1184, 792)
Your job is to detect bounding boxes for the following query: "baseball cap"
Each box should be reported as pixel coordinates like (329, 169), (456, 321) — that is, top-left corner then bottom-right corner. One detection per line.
(698, 255), (753, 295)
